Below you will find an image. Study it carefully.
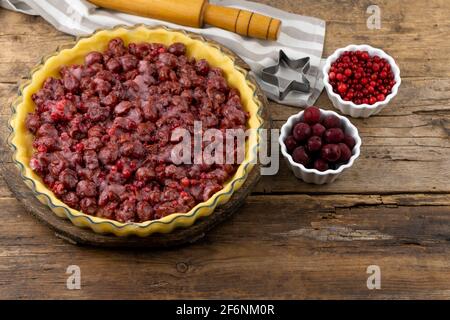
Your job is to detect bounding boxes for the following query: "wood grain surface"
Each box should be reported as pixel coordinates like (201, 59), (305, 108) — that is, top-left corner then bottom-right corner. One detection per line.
(0, 0), (450, 299)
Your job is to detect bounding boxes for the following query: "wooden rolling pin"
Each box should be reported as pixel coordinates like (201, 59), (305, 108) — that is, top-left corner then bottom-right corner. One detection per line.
(88, 0), (281, 41)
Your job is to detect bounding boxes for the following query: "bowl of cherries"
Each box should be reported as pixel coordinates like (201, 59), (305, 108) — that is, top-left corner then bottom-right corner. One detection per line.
(323, 44), (401, 118)
(279, 106), (362, 184)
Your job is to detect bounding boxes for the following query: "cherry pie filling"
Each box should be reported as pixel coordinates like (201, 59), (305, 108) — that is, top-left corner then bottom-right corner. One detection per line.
(25, 38), (248, 223)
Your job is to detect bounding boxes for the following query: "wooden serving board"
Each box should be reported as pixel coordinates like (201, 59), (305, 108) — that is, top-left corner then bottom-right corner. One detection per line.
(0, 43), (270, 248)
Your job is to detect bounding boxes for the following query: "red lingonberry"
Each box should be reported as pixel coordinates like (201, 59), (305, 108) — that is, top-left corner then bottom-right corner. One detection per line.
(337, 83), (348, 93)
(344, 68), (352, 77)
(377, 93), (385, 101)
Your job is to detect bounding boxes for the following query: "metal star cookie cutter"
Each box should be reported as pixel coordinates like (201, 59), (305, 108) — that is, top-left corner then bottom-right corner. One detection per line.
(261, 50), (311, 100)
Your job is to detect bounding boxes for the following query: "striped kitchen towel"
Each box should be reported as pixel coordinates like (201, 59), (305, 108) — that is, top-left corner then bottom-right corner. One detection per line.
(0, 0), (326, 107)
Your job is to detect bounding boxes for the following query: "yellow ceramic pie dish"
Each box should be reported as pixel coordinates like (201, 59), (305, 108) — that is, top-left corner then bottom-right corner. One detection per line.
(8, 25), (264, 237)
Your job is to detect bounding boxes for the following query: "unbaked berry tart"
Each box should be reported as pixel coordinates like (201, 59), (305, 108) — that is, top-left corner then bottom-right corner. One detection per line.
(8, 25), (264, 236)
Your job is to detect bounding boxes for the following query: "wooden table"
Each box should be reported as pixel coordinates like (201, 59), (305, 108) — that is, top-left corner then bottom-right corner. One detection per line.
(0, 0), (449, 299)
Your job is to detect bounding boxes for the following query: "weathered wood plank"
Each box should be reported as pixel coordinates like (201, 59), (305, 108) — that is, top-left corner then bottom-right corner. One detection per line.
(256, 156), (450, 194)
(0, 194), (449, 299)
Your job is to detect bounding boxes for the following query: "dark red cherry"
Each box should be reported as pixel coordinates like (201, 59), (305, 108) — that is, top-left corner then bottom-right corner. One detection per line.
(322, 115), (341, 129)
(292, 146), (310, 166)
(338, 143), (352, 162)
(306, 136), (322, 153)
(314, 158), (329, 171)
(284, 135), (298, 152)
(292, 122), (311, 142)
(303, 106), (321, 124)
(311, 123), (326, 137)
(343, 134), (356, 150)
(324, 128), (344, 143)
(321, 144), (341, 162)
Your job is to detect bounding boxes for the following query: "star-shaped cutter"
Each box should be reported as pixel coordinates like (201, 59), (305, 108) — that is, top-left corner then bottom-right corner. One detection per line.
(261, 50), (311, 100)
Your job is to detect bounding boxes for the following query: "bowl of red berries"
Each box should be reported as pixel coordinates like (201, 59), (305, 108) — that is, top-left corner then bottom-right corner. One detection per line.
(279, 106), (361, 184)
(323, 44), (401, 118)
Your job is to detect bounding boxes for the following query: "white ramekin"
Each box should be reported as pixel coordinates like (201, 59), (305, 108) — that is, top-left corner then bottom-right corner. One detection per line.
(323, 44), (401, 118)
(279, 109), (362, 184)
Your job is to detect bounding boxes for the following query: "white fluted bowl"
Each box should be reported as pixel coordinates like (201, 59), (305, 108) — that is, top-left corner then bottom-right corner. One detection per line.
(323, 44), (401, 118)
(279, 109), (362, 184)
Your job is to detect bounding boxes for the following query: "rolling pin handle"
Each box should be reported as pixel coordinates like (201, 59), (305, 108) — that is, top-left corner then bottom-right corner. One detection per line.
(203, 4), (281, 41)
